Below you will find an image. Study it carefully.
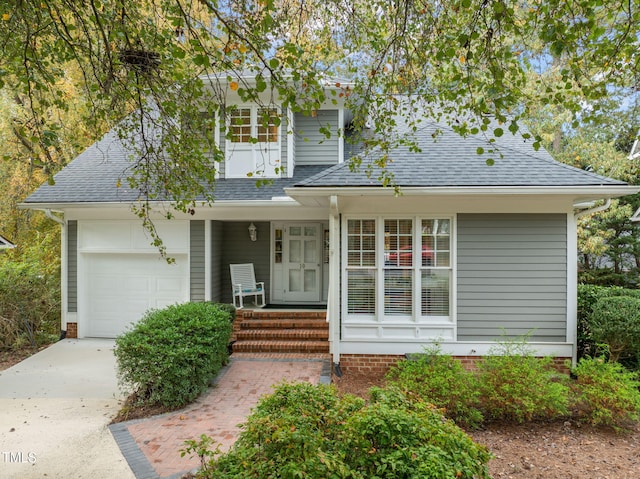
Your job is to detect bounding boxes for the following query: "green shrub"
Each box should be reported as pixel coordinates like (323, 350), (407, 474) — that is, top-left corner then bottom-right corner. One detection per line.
(588, 296), (640, 363)
(0, 260), (60, 349)
(385, 346), (483, 429)
(344, 387), (491, 479)
(577, 284), (640, 361)
(186, 382), (491, 479)
(114, 302), (233, 408)
(476, 339), (569, 423)
(571, 357), (640, 429)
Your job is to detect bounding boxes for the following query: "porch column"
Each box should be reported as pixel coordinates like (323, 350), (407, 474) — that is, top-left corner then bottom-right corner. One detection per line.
(328, 195), (341, 364)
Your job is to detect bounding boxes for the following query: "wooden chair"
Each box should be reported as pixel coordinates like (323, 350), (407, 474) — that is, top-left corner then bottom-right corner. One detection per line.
(230, 263), (265, 308)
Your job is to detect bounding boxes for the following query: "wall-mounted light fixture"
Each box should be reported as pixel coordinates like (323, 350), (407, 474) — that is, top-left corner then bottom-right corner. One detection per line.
(248, 222), (257, 242)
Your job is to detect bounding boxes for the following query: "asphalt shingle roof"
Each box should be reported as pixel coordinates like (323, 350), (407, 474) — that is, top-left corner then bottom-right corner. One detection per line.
(24, 112), (626, 206)
(296, 119), (626, 188)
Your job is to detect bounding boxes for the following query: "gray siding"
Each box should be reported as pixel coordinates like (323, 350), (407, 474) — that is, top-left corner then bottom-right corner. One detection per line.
(281, 108), (289, 176)
(67, 220), (78, 312)
(294, 110), (340, 165)
(190, 221), (206, 302)
(456, 214), (567, 342)
(220, 222), (271, 304)
(210, 221), (223, 302)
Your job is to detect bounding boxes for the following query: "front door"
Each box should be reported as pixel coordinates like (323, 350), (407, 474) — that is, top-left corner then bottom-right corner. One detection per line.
(283, 223), (322, 302)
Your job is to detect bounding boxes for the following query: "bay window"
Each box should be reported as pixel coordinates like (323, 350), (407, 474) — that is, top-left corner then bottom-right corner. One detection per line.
(344, 216), (452, 322)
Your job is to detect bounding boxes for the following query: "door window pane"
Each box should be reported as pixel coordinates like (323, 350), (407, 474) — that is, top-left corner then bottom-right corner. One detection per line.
(289, 240), (301, 263)
(304, 239), (317, 263)
(230, 108), (251, 143)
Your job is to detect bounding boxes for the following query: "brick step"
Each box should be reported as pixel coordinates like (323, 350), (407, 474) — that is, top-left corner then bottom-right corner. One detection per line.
(235, 328), (329, 341)
(232, 340), (330, 354)
(235, 310), (326, 321)
(237, 318), (328, 330)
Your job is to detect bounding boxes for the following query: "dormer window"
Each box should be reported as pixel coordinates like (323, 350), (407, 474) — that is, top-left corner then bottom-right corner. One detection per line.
(226, 106), (281, 177)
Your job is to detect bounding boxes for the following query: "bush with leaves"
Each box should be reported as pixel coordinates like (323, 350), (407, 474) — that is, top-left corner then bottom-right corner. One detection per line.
(588, 295), (640, 363)
(114, 302), (233, 409)
(0, 259), (60, 349)
(184, 382), (491, 479)
(571, 356), (640, 430)
(577, 284), (640, 362)
(385, 345), (483, 429)
(476, 338), (569, 423)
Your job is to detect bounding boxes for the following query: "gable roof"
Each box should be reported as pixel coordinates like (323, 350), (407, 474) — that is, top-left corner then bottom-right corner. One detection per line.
(22, 127), (329, 206)
(23, 107), (633, 208)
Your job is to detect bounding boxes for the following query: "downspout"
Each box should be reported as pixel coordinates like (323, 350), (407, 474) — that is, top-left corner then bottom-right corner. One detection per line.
(569, 199), (611, 367)
(44, 209), (67, 339)
(574, 199), (611, 220)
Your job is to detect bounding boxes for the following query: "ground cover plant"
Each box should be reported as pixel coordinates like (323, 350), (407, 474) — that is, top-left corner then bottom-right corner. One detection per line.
(114, 302), (233, 409)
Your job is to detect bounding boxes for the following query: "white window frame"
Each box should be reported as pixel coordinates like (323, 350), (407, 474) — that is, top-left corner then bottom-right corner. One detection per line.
(225, 105), (281, 178)
(342, 215), (454, 325)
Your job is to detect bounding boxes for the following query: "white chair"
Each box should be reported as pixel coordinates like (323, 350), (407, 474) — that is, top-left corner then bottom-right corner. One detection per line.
(230, 263), (265, 308)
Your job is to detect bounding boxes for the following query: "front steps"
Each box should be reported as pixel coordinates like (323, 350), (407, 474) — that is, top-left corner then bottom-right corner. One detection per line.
(231, 309), (329, 355)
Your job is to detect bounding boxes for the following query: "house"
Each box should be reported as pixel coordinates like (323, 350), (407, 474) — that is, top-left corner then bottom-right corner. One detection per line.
(0, 234), (16, 250)
(22, 73), (639, 370)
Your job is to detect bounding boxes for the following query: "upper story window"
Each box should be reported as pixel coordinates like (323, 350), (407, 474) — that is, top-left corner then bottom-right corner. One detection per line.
(226, 106), (282, 178)
(230, 107), (279, 143)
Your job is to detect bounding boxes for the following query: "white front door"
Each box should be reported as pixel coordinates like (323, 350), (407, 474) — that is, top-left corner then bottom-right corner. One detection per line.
(283, 223), (322, 302)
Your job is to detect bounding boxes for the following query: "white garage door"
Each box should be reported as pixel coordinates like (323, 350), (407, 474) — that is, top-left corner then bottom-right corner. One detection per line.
(83, 253), (189, 337)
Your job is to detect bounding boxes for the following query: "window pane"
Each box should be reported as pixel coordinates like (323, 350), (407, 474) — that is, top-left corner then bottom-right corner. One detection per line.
(385, 219), (412, 267)
(347, 270), (375, 314)
(257, 108), (279, 142)
(230, 108), (251, 143)
(436, 252), (450, 267)
(421, 270), (450, 316)
(384, 269), (412, 315)
(347, 219), (376, 266)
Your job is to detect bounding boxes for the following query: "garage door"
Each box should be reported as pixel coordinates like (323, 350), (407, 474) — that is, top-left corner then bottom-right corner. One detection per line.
(84, 254), (189, 337)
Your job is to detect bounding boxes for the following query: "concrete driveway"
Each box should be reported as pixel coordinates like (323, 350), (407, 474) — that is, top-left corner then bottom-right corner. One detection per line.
(0, 339), (135, 479)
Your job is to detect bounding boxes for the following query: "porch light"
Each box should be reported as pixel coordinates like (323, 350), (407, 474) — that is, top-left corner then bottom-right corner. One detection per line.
(248, 222), (257, 242)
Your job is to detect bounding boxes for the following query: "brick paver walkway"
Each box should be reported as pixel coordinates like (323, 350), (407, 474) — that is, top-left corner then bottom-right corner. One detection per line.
(110, 357), (328, 479)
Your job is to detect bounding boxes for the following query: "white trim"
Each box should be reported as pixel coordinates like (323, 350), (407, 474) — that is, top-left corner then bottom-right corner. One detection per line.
(60, 220), (68, 334)
(341, 215), (455, 340)
(339, 341), (574, 358)
(204, 220), (212, 301)
(566, 212), (578, 366)
(286, 185), (640, 199)
(328, 196), (341, 363)
(337, 109), (344, 164)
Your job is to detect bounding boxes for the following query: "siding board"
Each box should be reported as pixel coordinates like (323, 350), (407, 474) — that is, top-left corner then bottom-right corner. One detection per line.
(456, 213), (567, 342)
(190, 221), (205, 302)
(295, 110), (339, 165)
(68, 220), (78, 312)
(220, 222), (271, 304)
(210, 221), (223, 302)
